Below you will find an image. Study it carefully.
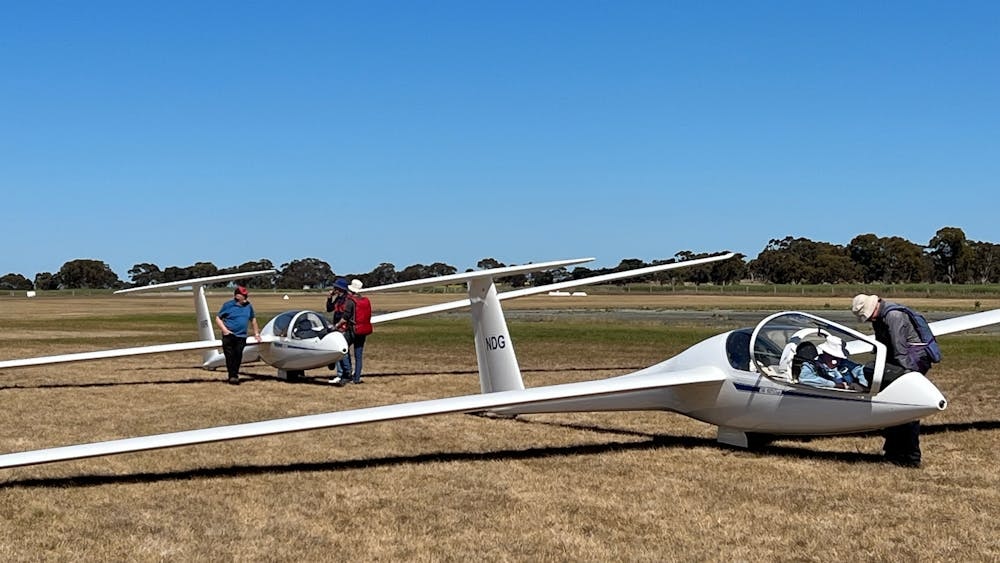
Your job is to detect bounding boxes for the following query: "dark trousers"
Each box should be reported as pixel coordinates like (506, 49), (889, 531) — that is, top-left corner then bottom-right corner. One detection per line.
(883, 421), (921, 464)
(222, 333), (246, 379)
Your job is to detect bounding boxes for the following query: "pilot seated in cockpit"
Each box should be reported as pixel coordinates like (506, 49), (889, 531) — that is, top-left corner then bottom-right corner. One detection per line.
(293, 317), (320, 339)
(795, 336), (869, 391)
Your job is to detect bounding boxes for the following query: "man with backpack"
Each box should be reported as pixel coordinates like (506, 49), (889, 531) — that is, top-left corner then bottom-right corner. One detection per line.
(330, 278), (373, 386)
(852, 294), (941, 468)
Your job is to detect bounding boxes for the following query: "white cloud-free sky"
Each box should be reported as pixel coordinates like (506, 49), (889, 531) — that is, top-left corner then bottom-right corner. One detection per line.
(2, 1), (997, 279)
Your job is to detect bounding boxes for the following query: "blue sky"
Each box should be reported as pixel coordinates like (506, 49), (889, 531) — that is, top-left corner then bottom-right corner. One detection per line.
(2, 2), (997, 280)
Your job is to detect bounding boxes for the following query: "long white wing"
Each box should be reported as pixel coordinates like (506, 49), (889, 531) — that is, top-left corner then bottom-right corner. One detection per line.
(929, 309), (1000, 337)
(0, 336), (273, 369)
(1, 255), (733, 368)
(372, 253), (736, 324)
(0, 367), (725, 469)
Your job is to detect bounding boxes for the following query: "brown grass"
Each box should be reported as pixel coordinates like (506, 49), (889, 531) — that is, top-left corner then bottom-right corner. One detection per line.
(0, 294), (998, 561)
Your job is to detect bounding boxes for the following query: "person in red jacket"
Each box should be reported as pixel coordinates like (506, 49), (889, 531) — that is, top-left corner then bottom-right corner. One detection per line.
(329, 279), (374, 385)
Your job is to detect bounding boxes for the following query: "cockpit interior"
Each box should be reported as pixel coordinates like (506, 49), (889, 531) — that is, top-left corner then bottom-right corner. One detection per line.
(726, 312), (891, 393)
(271, 310), (332, 340)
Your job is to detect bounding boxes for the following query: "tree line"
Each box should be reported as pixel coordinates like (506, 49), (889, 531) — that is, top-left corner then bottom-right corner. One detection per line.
(2, 227), (997, 291)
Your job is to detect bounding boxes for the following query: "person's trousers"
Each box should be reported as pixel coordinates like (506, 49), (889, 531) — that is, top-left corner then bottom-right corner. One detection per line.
(222, 333), (246, 379)
(883, 421), (921, 463)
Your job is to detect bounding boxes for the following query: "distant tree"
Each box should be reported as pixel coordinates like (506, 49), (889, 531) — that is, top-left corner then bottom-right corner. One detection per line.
(427, 262), (457, 278)
(500, 268), (528, 288)
(711, 253), (747, 285)
(477, 258), (505, 270)
(848, 234), (889, 283)
(216, 258), (278, 289)
(0, 273), (33, 290)
(967, 241), (1000, 283)
(277, 258), (336, 289)
(233, 259), (275, 273)
(649, 258), (678, 286)
(127, 263), (163, 287)
(613, 259), (648, 285)
(882, 237), (930, 283)
(365, 263), (397, 286)
(674, 251), (714, 285)
(34, 272), (59, 290)
(550, 266), (573, 283)
(928, 227), (970, 284)
(397, 264), (430, 282)
(750, 237), (807, 284)
(162, 266), (191, 283)
(530, 266), (572, 286)
(187, 261), (218, 280)
(57, 259), (121, 289)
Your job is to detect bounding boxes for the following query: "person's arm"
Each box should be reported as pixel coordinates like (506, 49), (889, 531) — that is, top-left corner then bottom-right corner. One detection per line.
(215, 303), (230, 336)
(325, 291), (335, 312)
(338, 299), (356, 331)
(798, 363), (835, 388)
(848, 363), (869, 387)
(886, 311), (920, 370)
(251, 317), (261, 342)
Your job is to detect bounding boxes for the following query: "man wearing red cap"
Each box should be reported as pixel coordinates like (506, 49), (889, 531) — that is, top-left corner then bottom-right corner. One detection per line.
(215, 285), (261, 385)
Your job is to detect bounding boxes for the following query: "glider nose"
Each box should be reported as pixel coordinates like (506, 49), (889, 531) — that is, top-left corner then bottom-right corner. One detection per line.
(323, 331), (350, 355)
(875, 372), (947, 415)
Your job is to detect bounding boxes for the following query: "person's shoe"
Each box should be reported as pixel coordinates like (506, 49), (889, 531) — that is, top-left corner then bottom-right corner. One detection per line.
(352, 378), (363, 384)
(329, 376), (346, 386)
(227, 377), (241, 386)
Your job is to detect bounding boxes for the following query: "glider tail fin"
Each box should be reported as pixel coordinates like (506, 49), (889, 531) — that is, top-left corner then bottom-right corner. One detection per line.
(193, 285), (222, 367)
(469, 276), (524, 393)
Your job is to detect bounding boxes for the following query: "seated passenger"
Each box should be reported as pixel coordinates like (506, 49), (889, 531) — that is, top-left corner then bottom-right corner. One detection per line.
(293, 318), (318, 339)
(798, 335), (869, 390)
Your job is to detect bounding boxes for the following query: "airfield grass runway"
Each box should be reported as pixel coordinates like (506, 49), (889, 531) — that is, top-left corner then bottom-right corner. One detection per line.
(0, 292), (998, 561)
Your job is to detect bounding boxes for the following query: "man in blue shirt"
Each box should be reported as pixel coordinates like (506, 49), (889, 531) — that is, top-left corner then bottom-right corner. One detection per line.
(215, 285), (261, 385)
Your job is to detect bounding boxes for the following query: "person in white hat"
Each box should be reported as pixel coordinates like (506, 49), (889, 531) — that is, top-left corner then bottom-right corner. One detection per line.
(796, 335), (869, 390)
(851, 293), (937, 467)
(330, 279), (373, 385)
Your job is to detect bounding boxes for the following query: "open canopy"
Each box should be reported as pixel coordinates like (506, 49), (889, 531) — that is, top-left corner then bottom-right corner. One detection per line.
(745, 311), (888, 394)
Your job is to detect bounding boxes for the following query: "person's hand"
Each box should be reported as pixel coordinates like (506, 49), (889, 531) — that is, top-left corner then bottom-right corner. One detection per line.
(254, 334), (262, 343)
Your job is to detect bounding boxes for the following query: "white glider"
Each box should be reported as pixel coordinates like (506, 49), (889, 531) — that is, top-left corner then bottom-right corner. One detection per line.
(4, 251), (995, 471)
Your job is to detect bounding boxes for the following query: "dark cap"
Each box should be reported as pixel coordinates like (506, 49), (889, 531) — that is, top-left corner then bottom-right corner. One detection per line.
(333, 278), (349, 291)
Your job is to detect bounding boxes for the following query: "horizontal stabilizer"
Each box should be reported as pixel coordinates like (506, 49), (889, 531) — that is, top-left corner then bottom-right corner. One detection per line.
(363, 258), (594, 293)
(371, 253), (736, 325)
(115, 270), (276, 294)
(0, 368), (725, 469)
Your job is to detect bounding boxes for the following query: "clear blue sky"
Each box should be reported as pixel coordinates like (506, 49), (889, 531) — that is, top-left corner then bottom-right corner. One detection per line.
(2, 1), (997, 279)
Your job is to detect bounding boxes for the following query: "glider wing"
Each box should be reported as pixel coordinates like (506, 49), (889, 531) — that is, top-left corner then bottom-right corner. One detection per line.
(0, 367), (725, 469)
(0, 336), (273, 369)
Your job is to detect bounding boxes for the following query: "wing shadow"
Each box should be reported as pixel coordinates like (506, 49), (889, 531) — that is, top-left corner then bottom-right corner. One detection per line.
(2, 416), (925, 490)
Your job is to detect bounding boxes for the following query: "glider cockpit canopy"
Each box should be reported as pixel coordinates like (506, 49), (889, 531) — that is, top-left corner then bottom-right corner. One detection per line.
(743, 311), (888, 394)
(271, 310), (332, 340)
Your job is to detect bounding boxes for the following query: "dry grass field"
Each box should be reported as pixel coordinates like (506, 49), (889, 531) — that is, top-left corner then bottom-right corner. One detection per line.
(0, 292), (998, 561)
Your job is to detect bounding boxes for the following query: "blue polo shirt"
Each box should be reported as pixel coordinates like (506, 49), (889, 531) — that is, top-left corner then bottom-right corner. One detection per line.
(217, 299), (256, 337)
